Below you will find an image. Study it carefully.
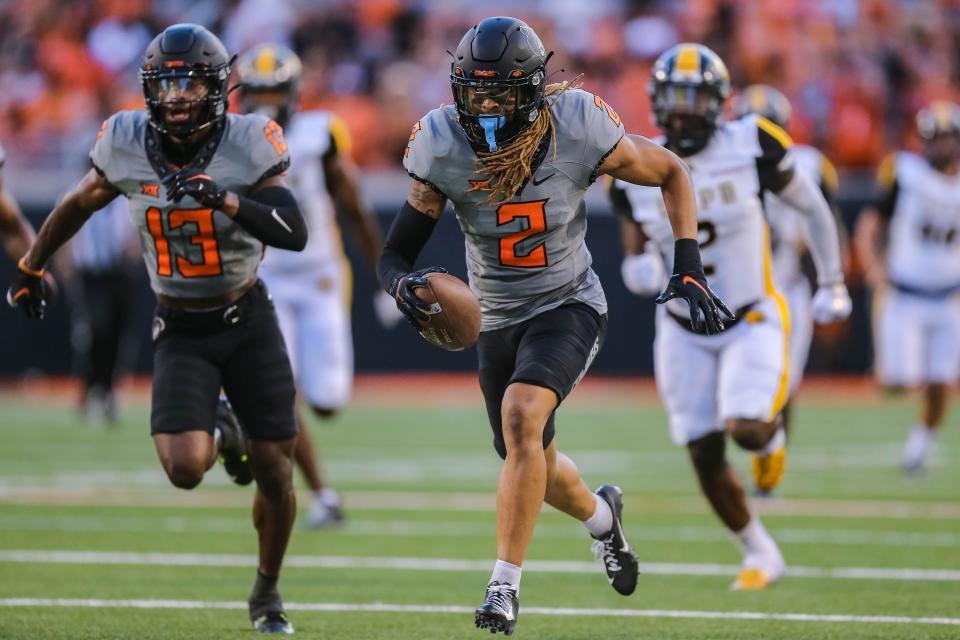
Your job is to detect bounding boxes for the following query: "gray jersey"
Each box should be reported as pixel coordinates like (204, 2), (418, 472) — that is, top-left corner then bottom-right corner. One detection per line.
(90, 111), (290, 299)
(404, 89), (624, 331)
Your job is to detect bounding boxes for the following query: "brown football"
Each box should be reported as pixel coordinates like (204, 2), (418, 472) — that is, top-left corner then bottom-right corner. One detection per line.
(414, 272), (481, 351)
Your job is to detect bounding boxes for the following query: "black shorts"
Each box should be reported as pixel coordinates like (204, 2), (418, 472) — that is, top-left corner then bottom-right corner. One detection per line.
(477, 303), (606, 459)
(150, 280), (297, 442)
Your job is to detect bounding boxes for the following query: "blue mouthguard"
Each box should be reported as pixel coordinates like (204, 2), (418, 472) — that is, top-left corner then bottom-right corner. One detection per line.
(479, 115), (506, 151)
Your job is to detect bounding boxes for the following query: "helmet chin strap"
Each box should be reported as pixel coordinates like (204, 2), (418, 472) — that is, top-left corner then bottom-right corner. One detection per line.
(479, 115), (506, 151)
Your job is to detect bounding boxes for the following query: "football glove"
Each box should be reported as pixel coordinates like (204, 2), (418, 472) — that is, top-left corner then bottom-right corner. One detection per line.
(163, 169), (227, 209)
(392, 266), (447, 328)
(811, 283), (852, 324)
(621, 250), (666, 296)
(6, 258), (49, 319)
(656, 239), (734, 335)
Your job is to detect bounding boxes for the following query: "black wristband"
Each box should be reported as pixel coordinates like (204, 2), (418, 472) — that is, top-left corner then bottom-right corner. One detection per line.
(672, 238), (703, 275)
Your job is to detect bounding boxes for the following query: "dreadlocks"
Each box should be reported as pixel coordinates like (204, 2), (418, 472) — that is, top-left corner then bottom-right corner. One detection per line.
(469, 78), (581, 206)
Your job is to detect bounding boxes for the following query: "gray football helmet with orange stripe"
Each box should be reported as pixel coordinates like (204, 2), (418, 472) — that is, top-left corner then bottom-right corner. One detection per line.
(732, 84), (793, 129)
(235, 43), (303, 129)
(649, 43), (731, 155)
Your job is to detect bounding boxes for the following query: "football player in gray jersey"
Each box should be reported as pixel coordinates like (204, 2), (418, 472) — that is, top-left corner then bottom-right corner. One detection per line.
(6, 25), (306, 634)
(377, 17), (731, 635)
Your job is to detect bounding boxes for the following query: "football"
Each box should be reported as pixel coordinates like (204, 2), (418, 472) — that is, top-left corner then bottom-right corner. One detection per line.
(414, 272), (481, 351)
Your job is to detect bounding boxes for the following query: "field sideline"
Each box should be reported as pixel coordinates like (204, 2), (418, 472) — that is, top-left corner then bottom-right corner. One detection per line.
(1, 375), (958, 639)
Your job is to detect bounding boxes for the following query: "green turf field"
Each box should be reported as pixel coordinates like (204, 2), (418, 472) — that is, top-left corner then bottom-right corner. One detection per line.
(1, 388), (958, 639)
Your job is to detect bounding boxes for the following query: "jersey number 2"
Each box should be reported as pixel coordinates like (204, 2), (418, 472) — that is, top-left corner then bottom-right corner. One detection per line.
(146, 207), (222, 278)
(498, 200), (548, 268)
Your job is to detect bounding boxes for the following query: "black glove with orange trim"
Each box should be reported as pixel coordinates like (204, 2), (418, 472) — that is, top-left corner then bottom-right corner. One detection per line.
(6, 258), (49, 319)
(391, 266), (447, 328)
(163, 169), (226, 209)
(655, 239), (734, 335)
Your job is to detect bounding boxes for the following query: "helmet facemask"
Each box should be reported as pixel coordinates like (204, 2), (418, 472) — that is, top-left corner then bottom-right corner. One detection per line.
(141, 65), (229, 137)
(451, 68), (545, 153)
(652, 82), (724, 155)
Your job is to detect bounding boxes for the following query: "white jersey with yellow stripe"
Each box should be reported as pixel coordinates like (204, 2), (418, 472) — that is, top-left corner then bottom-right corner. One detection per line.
(259, 110), (351, 277)
(879, 151), (960, 293)
(763, 144), (837, 287)
(615, 114), (787, 316)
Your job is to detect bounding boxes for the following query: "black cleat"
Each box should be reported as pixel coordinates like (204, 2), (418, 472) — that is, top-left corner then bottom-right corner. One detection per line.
(474, 581), (519, 636)
(215, 398), (253, 486)
(252, 611), (294, 634)
(591, 484), (640, 596)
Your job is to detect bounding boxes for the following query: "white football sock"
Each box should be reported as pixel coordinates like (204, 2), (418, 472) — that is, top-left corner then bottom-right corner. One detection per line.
(903, 424), (934, 468)
(490, 559), (522, 592)
(583, 492), (614, 537)
(317, 487), (340, 507)
(734, 517), (776, 556)
(758, 426), (786, 457)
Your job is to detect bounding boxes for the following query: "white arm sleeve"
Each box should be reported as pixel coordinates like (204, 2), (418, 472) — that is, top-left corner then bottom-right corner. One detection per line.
(775, 170), (844, 286)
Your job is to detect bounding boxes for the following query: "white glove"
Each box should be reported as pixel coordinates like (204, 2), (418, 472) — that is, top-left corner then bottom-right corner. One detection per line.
(373, 290), (404, 328)
(811, 283), (852, 324)
(621, 252), (666, 296)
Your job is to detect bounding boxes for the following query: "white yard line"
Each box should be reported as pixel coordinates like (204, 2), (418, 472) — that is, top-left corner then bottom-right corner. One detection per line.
(1, 550), (957, 582)
(2, 514), (958, 548)
(0, 598), (957, 626)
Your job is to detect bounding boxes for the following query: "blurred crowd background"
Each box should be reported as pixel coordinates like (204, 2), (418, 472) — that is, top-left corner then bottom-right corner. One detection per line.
(2, 0), (959, 383)
(2, 0), (960, 173)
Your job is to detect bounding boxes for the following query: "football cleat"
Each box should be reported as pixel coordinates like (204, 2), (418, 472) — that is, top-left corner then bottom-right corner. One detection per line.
(752, 447), (786, 496)
(731, 547), (786, 591)
(252, 611), (294, 634)
(590, 484), (640, 596)
(474, 582), (519, 636)
(215, 398), (253, 486)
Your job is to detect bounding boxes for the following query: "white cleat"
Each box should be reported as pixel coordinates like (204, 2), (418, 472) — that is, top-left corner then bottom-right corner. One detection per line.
(305, 489), (345, 528)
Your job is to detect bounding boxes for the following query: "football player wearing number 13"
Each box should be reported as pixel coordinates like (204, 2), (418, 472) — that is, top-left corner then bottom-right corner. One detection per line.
(611, 44), (851, 590)
(6, 24), (305, 634)
(377, 17), (732, 636)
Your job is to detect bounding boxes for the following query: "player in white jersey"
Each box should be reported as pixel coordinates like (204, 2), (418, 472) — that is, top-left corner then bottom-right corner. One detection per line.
(611, 44), (851, 590)
(731, 85), (843, 493)
(855, 102), (960, 474)
(236, 44), (400, 527)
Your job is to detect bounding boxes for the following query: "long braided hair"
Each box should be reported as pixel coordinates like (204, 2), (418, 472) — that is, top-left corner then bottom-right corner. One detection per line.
(467, 78), (581, 206)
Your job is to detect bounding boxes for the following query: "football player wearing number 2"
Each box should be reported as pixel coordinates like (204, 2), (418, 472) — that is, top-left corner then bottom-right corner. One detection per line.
(7, 24), (304, 634)
(611, 44), (851, 591)
(377, 18), (731, 636)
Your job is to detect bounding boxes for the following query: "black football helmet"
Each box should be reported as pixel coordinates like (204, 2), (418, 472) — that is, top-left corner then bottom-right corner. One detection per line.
(732, 84), (792, 129)
(451, 16), (549, 153)
(649, 43), (731, 155)
(235, 43), (303, 129)
(140, 24), (233, 137)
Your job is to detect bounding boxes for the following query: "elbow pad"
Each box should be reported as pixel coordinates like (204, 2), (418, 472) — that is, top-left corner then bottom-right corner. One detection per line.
(621, 250), (666, 296)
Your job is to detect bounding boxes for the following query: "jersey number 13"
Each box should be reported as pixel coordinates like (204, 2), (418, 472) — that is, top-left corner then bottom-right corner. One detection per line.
(146, 207), (223, 278)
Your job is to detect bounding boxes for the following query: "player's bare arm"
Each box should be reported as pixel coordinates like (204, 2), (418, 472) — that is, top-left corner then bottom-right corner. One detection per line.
(600, 134), (697, 240)
(0, 172), (37, 263)
(23, 168), (119, 272)
(407, 178), (447, 219)
(324, 151), (383, 274)
(854, 207), (887, 289)
(603, 133), (733, 333)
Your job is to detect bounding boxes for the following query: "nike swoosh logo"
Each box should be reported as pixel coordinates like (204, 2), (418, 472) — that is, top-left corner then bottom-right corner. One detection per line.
(271, 209), (292, 233)
(531, 172), (555, 186)
(682, 275), (709, 296)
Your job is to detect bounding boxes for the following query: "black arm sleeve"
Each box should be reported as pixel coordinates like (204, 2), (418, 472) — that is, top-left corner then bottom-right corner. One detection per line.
(756, 125), (794, 194)
(376, 201), (439, 294)
(234, 186), (307, 251)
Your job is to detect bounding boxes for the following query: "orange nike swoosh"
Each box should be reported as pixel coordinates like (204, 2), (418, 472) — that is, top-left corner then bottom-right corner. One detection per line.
(682, 275), (709, 296)
(13, 287), (29, 300)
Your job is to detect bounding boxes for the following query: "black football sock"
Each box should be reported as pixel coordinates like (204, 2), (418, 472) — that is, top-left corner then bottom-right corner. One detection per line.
(248, 570), (283, 621)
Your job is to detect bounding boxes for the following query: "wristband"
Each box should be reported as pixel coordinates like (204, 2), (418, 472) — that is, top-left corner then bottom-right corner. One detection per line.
(672, 238), (703, 275)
